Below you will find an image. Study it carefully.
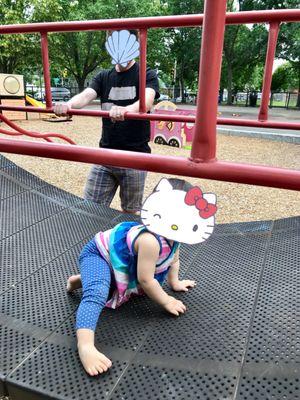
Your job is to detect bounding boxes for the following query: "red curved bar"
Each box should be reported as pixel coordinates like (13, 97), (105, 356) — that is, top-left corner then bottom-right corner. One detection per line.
(0, 114), (76, 144)
(0, 127), (53, 142)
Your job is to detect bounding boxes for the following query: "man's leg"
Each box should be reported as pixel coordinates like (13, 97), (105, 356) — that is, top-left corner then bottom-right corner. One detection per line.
(84, 165), (118, 206)
(117, 167), (147, 214)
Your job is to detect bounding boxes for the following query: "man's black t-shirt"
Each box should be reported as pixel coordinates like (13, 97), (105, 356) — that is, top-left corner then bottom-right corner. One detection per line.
(89, 62), (159, 153)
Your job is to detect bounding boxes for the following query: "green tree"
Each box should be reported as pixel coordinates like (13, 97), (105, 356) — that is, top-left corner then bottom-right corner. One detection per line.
(162, 0), (204, 102)
(272, 61), (298, 91)
(276, 23), (300, 105)
(0, 0), (66, 81)
(48, 0), (164, 91)
(0, 0), (32, 73)
(222, 0), (269, 104)
(249, 0), (300, 105)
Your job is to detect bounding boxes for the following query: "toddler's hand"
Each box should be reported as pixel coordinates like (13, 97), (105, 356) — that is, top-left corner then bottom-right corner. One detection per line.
(163, 296), (186, 316)
(171, 280), (196, 292)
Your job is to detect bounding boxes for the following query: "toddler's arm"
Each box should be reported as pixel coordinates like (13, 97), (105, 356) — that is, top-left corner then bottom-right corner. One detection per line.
(136, 233), (186, 316)
(168, 249), (196, 292)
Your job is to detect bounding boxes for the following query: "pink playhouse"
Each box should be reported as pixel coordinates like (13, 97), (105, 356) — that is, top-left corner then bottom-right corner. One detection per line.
(150, 101), (196, 147)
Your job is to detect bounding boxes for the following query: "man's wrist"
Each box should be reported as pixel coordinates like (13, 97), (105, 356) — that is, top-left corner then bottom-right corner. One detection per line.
(124, 105), (136, 113)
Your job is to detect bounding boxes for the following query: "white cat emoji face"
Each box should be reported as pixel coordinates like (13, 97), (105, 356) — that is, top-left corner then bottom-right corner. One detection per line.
(140, 179), (217, 245)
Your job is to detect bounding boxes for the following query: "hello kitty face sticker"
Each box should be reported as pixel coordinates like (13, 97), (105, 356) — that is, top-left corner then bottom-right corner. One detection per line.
(141, 179), (217, 245)
(105, 30), (140, 67)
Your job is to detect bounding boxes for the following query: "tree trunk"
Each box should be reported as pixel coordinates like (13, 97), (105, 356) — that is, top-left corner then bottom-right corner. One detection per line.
(76, 76), (86, 93)
(180, 77), (185, 103)
(227, 63), (233, 105)
(297, 63), (300, 108)
(179, 60), (185, 103)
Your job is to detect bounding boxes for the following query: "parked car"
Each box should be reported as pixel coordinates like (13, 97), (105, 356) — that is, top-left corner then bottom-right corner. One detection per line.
(158, 94), (170, 101)
(34, 87), (71, 102)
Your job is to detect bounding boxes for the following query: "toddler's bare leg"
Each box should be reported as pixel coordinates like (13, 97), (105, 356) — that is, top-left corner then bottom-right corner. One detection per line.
(77, 329), (112, 376)
(67, 274), (82, 292)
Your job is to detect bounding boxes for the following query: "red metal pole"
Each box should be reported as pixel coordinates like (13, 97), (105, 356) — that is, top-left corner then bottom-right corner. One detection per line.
(40, 32), (52, 108)
(0, 10), (299, 34)
(258, 22), (280, 121)
(139, 29), (147, 113)
(1, 104), (300, 130)
(190, 0), (227, 162)
(0, 138), (299, 190)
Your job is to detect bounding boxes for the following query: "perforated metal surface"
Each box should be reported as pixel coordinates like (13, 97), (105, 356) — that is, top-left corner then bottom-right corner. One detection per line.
(0, 155), (299, 400)
(7, 342), (127, 400)
(36, 184), (83, 207)
(140, 233), (269, 363)
(0, 154), (14, 169)
(110, 365), (237, 400)
(0, 190), (65, 239)
(0, 173), (26, 200)
(2, 164), (47, 190)
(235, 221), (300, 400)
(1, 209), (109, 294)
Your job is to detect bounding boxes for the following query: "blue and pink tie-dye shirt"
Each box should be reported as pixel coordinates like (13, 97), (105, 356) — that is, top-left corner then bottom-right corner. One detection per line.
(94, 222), (179, 309)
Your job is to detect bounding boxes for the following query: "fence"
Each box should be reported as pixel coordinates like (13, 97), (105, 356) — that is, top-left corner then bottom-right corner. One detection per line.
(159, 88), (300, 109)
(0, 4), (300, 191)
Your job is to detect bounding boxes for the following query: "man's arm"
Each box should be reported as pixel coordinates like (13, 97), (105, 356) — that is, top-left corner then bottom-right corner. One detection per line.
(54, 88), (97, 116)
(109, 88), (155, 121)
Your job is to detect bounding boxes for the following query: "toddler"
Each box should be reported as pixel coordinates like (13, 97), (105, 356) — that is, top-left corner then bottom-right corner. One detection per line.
(67, 178), (217, 376)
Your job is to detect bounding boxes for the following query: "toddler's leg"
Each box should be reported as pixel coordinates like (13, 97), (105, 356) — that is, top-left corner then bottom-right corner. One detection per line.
(76, 241), (112, 376)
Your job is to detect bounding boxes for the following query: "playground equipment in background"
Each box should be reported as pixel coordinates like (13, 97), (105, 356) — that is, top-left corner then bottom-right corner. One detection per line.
(150, 101), (196, 148)
(0, 73), (24, 97)
(25, 94), (72, 122)
(25, 94), (56, 121)
(151, 100), (223, 148)
(26, 94), (46, 108)
(0, 73), (26, 121)
(0, 73), (70, 122)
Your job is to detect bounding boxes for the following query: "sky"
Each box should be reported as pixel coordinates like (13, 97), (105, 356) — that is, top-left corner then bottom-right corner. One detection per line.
(273, 58), (285, 73)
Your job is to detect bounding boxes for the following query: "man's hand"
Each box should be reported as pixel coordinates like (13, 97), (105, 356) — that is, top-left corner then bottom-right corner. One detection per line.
(163, 296), (186, 316)
(109, 105), (127, 122)
(170, 280), (196, 292)
(53, 102), (71, 116)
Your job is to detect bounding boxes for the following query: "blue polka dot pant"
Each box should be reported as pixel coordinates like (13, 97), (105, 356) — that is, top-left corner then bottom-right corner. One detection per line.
(76, 239), (112, 331)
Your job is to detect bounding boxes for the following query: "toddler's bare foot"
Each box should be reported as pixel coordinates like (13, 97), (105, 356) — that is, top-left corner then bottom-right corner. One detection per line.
(66, 274), (82, 292)
(78, 343), (112, 376)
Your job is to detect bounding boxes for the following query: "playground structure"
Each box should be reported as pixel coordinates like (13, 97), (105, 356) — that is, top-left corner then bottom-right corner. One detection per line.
(0, 73), (60, 121)
(150, 101), (196, 147)
(0, 3), (300, 400)
(0, 73), (26, 121)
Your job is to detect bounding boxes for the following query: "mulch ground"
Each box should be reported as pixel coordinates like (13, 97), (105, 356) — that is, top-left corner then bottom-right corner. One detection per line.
(2, 115), (300, 224)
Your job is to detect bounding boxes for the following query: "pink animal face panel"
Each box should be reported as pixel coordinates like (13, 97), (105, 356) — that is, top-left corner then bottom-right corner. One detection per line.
(150, 108), (196, 147)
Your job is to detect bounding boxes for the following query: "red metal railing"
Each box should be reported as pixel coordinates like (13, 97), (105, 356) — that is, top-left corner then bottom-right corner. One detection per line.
(0, 4), (299, 191)
(0, 114), (75, 144)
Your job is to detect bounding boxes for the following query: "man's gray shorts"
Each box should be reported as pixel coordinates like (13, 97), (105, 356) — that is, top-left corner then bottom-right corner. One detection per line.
(84, 165), (147, 212)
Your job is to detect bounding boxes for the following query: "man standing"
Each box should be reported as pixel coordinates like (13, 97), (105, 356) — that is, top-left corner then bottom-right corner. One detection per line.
(54, 30), (159, 213)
